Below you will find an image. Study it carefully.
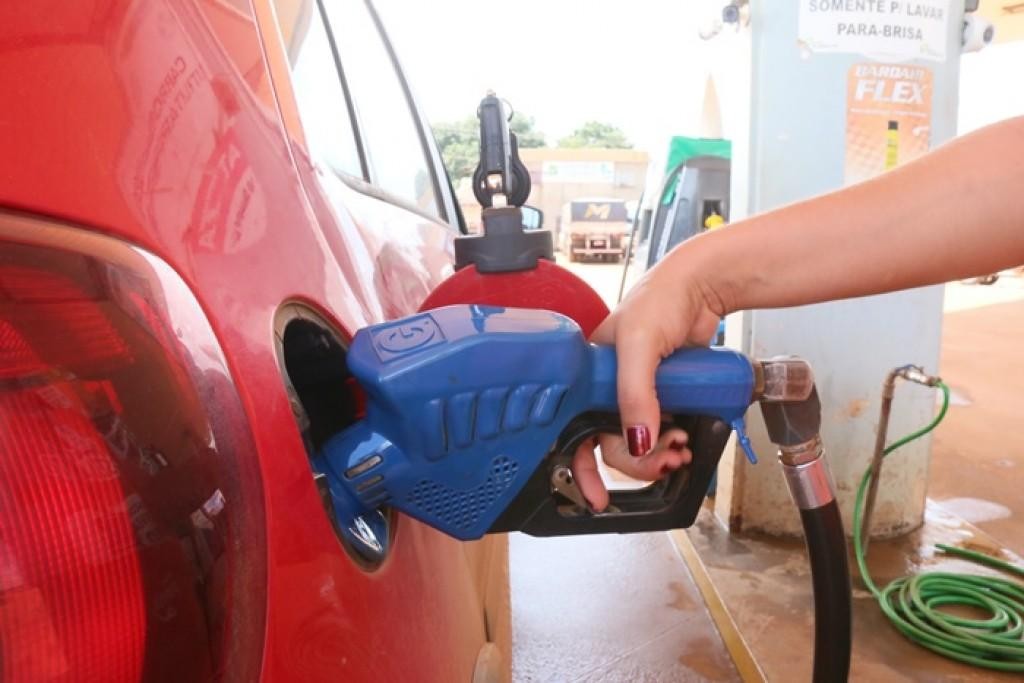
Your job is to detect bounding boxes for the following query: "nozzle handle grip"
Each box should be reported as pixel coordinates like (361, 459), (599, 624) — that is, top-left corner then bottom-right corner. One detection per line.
(588, 345), (756, 421)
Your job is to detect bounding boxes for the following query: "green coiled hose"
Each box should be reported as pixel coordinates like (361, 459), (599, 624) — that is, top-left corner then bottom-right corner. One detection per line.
(852, 381), (1024, 671)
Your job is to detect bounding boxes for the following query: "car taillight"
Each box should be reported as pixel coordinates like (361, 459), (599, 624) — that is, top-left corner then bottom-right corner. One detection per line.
(0, 214), (265, 682)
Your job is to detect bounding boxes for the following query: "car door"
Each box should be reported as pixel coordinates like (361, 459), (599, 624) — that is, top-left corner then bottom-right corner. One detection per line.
(255, 1), (507, 681)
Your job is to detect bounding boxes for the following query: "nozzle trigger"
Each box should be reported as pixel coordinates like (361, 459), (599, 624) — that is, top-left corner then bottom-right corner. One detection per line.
(731, 417), (758, 464)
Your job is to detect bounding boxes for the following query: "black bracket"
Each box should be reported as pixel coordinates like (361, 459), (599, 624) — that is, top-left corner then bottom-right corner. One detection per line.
(454, 207), (553, 273)
(471, 92), (531, 208)
(456, 92), (552, 273)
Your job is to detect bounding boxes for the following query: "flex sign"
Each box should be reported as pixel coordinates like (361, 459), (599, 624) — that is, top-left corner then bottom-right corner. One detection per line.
(845, 63), (933, 184)
(852, 66), (927, 104)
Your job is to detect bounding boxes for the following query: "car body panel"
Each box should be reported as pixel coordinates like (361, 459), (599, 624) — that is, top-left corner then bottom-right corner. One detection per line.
(0, 1), (500, 680)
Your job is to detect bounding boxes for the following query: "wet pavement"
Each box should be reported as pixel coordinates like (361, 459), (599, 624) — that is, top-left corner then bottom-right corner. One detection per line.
(510, 531), (740, 682)
(686, 502), (1024, 682)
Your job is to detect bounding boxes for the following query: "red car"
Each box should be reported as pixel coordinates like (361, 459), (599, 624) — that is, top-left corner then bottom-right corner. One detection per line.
(0, 1), (509, 681)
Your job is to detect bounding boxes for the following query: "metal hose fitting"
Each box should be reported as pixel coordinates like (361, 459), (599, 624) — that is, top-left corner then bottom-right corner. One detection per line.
(779, 436), (836, 511)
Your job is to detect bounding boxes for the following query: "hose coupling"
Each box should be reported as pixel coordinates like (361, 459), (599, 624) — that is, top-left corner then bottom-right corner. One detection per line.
(779, 436), (836, 510)
(895, 365), (941, 387)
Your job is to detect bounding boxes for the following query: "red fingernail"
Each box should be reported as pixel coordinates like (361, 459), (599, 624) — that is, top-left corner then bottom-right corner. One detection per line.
(669, 439), (686, 451)
(660, 464), (674, 477)
(626, 425), (651, 457)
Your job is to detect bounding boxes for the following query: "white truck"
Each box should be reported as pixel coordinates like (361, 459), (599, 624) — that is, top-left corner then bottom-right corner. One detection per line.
(558, 198), (632, 263)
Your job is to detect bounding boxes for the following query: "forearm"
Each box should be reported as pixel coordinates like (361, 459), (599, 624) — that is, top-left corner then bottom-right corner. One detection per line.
(678, 117), (1024, 314)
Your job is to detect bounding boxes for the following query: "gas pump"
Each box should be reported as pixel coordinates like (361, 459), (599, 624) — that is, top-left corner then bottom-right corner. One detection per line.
(313, 94), (852, 682)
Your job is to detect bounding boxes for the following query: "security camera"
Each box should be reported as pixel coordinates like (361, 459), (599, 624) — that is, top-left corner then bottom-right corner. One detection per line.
(962, 14), (995, 53)
(722, 0), (748, 25)
(701, 0), (747, 39)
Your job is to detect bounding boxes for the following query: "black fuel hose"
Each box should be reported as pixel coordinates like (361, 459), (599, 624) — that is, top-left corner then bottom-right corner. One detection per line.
(799, 499), (852, 682)
(762, 387), (852, 682)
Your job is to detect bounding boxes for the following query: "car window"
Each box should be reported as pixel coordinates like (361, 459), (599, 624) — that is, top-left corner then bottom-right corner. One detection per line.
(279, 1), (364, 178)
(322, 0), (441, 219)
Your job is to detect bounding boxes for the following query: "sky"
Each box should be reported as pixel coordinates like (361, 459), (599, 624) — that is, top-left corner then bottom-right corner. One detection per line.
(375, 0), (716, 154)
(375, 1), (1024, 152)
(958, 40), (1024, 133)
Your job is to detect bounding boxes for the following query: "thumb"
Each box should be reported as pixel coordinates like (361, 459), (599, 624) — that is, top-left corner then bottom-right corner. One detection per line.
(616, 332), (662, 457)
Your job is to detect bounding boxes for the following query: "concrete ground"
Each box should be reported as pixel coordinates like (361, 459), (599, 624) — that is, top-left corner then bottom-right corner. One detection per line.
(510, 258), (1024, 681)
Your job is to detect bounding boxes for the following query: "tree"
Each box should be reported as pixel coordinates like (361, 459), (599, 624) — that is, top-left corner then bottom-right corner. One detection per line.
(432, 114), (545, 182)
(557, 121), (633, 149)
(509, 115), (546, 149)
(432, 117), (478, 182)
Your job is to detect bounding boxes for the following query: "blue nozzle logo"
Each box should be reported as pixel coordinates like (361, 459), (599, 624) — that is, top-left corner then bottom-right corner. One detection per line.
(371, 313), (446, 361)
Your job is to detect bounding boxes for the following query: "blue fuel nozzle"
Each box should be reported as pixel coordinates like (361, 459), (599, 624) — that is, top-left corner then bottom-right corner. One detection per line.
(315, 305), (757, 541)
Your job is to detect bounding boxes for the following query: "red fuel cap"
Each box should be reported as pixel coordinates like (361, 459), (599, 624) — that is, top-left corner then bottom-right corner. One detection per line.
(420, 259), (609, 337)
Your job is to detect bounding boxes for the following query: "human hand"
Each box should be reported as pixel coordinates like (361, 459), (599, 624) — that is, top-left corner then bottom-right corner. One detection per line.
(570, 428), (691, 512)
(571, 243), (731, 509)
